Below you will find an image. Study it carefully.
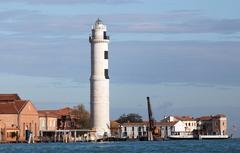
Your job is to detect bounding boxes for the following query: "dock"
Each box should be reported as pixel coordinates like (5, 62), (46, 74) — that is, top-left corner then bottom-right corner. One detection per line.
(39, 129), (97, 143)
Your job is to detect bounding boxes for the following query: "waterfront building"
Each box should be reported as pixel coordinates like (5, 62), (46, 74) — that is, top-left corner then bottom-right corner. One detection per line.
(119, 122), (147, 139)
(55, 107), (74, 130)
(212, 114), (227, 135)
(110, 121), (120, 138)
(38, 110), (58, 131)
(38, 107), (75, 130)
(112, 114), (228, 140)
(195, 116), (213, 135)
(156, 121), (186, 138)
(116, 121), (185, 139)
(175, 116), (197, 132)
(196, 114), (227, 135)
(161, 116), (197, 133)
(89, 18), (110, 137)
(0, 94), (39, 142)
(38, 107), (95, 142)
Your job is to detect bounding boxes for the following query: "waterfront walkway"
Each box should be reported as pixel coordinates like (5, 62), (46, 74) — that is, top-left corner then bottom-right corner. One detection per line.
(40, 129), (96, 143)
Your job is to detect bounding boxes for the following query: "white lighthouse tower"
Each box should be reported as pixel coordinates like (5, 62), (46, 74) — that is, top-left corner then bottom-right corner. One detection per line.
(89, 18), (110, 137)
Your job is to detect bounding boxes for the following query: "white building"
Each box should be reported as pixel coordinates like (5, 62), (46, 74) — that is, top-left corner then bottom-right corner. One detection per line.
(156, 121), (186, 138)
(89, 19), (110, 137)
(119, 121), (187, 139)
(120, 122), (147, 139)
(162, 116), (197, 133)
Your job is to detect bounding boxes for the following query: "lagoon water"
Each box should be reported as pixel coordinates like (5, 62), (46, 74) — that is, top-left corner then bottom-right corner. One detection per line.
(0, 139), (240, 153)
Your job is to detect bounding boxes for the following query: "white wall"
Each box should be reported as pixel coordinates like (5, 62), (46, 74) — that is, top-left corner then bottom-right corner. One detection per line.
(121, 124), (147, 139)
(173, 121), (186, 132)
(182, 121), (197, 132)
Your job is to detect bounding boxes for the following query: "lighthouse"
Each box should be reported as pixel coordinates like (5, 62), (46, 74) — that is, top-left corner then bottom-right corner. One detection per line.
(89, 18), (110, 137)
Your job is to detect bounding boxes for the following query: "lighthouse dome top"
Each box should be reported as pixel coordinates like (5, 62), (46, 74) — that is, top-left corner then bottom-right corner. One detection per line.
(93, 18), (106, 30)
(95, 18), (103, 25)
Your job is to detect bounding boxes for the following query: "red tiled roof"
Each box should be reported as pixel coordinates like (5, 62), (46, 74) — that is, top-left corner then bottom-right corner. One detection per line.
(195, 114), (226, 121)
(0, 94), (21, 102)
(38, 110), (59, 118)
(110, 121), (120, 128)
(121, 122), (147, 126)
(196, 116), (212, 121)
(0, 100), (28, 114)
(120, 121), (178, 127)
(174, 116), (195, 121)
(155, 121), (177, 126)
(56, 107), (73, 116)
(38, 107), (73, 118)
(213, 114), (226, 118)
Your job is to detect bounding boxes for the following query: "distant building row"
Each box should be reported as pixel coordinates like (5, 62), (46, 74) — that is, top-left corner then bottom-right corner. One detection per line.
(111, 115), (228, 139)
(0, 94), (228, 142)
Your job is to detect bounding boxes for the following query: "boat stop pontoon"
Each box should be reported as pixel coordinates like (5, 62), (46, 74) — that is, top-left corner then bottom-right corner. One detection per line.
(39, 129), (97, 143)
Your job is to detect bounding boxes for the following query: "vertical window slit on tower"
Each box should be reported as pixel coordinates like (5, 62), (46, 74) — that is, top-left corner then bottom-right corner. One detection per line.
(103, 31), (106, 39)
(104, 51), (108, 59)
(104, 69), (109, 79)
(103, 31), (109, 40)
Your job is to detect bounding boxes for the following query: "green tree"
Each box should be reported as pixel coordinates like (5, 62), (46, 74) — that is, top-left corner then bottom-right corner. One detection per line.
(117, 113), (143, 124)
(71, 104), (90, 129)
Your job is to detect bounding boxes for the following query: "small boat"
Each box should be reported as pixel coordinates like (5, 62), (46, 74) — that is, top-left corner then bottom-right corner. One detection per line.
(168, 134), (230, 140)
(168, 134), (195, 140)
(198, 135), (230, 139)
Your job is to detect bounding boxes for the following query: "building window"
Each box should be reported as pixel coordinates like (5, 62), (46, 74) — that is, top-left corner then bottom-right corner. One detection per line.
(104, 51), (108, 59)
(104, 69), (109, 79)
(188, 123), (191, 126)
(138, 132), (142, 136)
(132, 127), (134, 131)
(124, 127), (127, 132)
(41, 120), (45, 127)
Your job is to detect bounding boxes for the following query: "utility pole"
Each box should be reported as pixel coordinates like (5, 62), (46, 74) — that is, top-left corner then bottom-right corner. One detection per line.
(147, 97), (154, 141)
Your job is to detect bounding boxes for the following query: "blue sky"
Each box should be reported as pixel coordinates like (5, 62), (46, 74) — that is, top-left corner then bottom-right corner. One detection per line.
(0, 0), (240, 135)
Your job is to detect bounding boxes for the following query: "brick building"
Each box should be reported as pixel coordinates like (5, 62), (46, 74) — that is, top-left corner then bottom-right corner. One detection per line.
(38, 107), (76, 130)
(0, 94), (39, 142)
